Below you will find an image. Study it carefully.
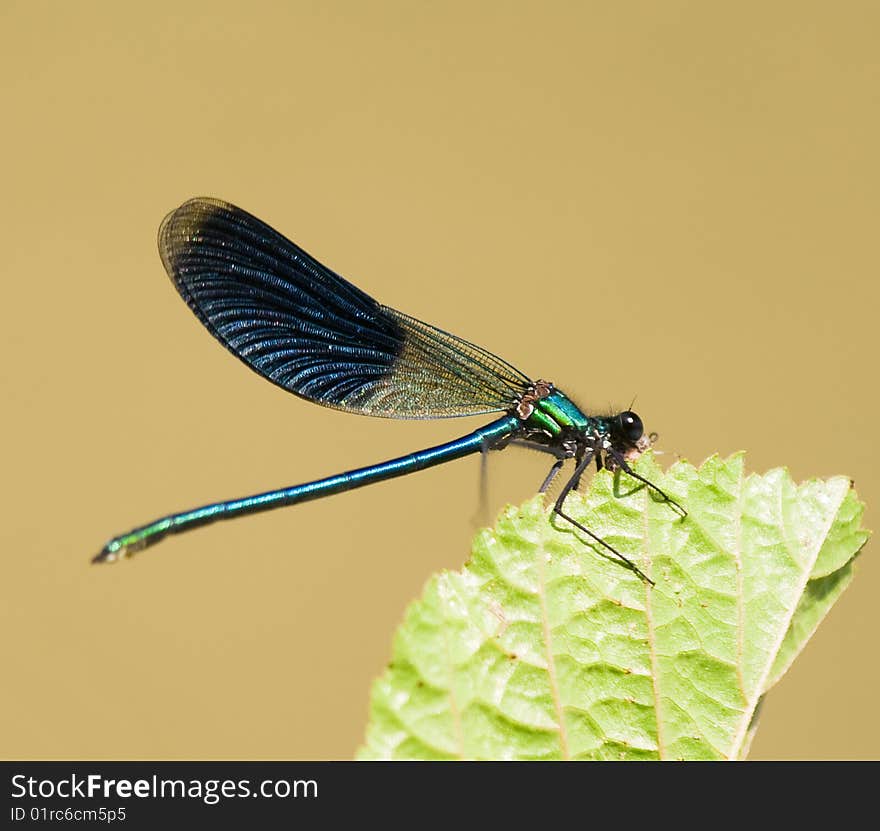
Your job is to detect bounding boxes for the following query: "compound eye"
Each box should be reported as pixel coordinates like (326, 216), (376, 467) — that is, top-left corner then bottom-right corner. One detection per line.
(618, 411), (644, 444)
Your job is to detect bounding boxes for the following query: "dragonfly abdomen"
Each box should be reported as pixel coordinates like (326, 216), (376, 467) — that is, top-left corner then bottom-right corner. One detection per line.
(95, 414), (521, 563)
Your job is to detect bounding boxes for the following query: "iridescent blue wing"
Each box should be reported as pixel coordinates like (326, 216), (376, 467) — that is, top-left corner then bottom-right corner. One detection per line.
(158, 198), (532, 418)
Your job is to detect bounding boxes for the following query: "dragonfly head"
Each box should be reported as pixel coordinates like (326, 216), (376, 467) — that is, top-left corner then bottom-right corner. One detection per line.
(609, 410), (644, 449)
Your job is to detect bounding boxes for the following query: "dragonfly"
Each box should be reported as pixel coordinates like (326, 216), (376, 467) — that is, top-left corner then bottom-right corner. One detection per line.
(93, 198), (684, 584)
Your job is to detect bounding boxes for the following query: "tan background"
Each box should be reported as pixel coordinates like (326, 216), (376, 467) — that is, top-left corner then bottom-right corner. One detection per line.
(2, 1), (877, 760)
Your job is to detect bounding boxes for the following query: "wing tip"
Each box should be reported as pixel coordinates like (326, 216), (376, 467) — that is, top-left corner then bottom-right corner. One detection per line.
(157, 197), (238, 275)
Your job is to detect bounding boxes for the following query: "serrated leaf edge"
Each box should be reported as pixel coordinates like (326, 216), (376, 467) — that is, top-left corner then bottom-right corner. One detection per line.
(727, 475), (850, 756)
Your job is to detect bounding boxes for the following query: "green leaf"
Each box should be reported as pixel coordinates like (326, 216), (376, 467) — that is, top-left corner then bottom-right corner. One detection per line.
(358, 453), (869, 760)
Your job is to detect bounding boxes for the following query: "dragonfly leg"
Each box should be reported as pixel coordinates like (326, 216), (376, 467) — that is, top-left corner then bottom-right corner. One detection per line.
(509, 439), (569, 457)
(554, 448), (594, 509)
(571, 445), (605, 491)
(606, 448), (687, 517)
(539, 459), (566, 494)
(569, 446), (585, 491)
(552, 448), (655, 586)
(572, 452), (604, 491)
(508, 439), (570, 495)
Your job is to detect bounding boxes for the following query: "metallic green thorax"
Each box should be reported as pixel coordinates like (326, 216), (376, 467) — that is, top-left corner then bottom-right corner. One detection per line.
(525, 390), (592, 436)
